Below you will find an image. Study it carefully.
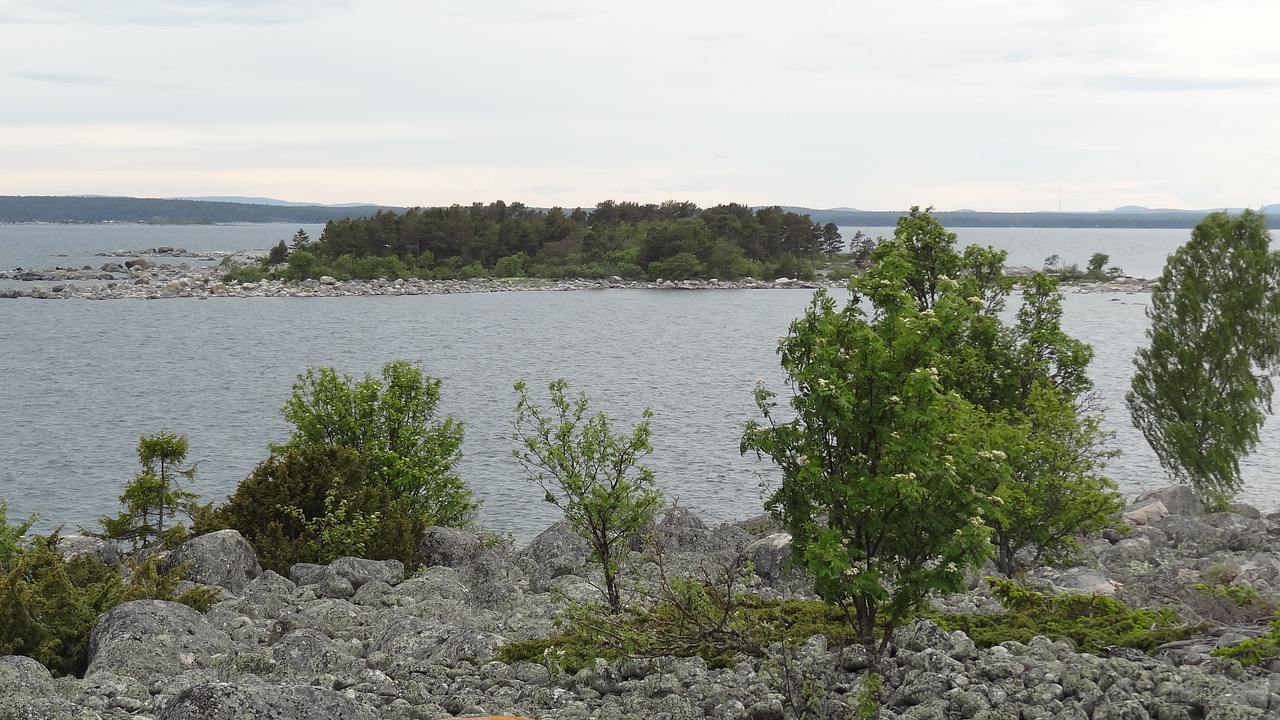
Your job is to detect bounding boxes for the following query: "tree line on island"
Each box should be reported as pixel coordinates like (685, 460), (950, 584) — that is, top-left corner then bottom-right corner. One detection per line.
(230, 200), (872, 285)
(3, 208), (1279, 684)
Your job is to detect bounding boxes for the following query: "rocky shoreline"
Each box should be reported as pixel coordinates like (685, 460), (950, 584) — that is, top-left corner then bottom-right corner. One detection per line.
(4, 486), (1280, 719)
(0, 250), (1155, 301)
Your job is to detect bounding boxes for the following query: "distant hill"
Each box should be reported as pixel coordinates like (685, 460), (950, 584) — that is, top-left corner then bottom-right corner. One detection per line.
(2, 195), (1276, 229)
(176, 196), (385, 208)
(0, 196), (404, 224)
(785, 206), (1280, 229)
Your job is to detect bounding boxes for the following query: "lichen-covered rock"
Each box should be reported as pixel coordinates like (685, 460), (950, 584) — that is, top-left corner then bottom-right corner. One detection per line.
(1131, 486), (1203, 517)
(157, 682), (379, 720)
(52, 534), (121, 566)
(420, 525), (484, 569)
(86, 600), (232, 682)
(327, 556), (405, 589)
(169, 529), (262, 593)
(516, 520), (591, 587)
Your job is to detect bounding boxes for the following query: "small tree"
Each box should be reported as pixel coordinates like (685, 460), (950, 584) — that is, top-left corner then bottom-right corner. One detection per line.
(267, 239), (289, 265)
(1087, 253), (1109, 277)
(513, 379), (664, 613)
(275, 360), (476, 526)
(742, 256), (995, 653)
(290, 228), (311, 252)
(1127, 210), (1280, 506)
(99, 432), (198, 550)
(819, 222), (844, 256)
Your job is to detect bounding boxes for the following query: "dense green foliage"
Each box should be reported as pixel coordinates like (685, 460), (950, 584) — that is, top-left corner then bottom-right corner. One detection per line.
(198, 446), (428, 574)
(0, 532), (217, 677)
(936, 578), (1201, 654)
(274, 360), (476, 527)
(513, 379), (664, 613)
(881, 209), (1121, 576)
(742, 244), (995, 652)
(1128, 210), (1280, 505)
(97, 433), (201, 551)
(743, 208), (1122, 650)
(297, 201), (831, 282)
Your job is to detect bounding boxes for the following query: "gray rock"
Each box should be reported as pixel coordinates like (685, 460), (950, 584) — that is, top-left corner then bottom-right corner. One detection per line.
(744, 532), (793, 585)
(420, 525), (484, 569)
(327, 556), (405, 589)
(269, 628), (363, 681)
(52, 534), (121, 566)
(86, 600), (232, 682)
(1132, 486), (1203, 517)
(644, 505), (709, 552)
(157, 682), (379, 720)
(169, 529), (262, 593)
(517, 520), (591, 586)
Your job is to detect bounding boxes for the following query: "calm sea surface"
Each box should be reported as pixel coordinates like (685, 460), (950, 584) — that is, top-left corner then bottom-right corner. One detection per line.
(2, 223), (1277, 544)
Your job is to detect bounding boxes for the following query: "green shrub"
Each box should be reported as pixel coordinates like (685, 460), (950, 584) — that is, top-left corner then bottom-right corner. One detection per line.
(198, 446), (427, 574)
(934, 578), (1202, 654)
(1213, 619), (1280, 665)
(221, 265), (267, 284)
(0, 532), (216, 677)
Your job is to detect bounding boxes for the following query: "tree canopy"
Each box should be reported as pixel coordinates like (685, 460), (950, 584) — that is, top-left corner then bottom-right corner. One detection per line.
(274, 360), (476, 526)
(1128, 210), (1280, 505)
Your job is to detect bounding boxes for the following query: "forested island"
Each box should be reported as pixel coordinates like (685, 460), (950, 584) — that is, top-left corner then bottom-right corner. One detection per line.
(251, 201), (860, 284)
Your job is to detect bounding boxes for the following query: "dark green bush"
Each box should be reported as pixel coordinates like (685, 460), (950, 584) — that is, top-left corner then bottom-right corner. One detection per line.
(198, 446), (427, 574)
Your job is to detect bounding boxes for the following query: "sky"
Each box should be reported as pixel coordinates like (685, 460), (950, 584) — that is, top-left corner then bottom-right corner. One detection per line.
(2, 0), (1278, 212)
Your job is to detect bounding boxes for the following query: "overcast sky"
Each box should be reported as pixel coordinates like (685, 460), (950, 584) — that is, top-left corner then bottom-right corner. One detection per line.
(2, 0), (1277, 212)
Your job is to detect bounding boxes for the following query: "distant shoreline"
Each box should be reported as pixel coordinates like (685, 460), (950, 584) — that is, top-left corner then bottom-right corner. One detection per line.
(0, 255), (1155, 301)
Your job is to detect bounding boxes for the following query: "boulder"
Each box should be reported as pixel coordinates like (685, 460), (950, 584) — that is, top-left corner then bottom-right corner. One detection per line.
(169, 529), (262, 593)
(644, 505), (709, 552)
(326, 556), (405, 589)
(158, 683), (378, 720)
(1123, 500), (1168, 526)
(86, 600), (232, 682)
(517, 520), (591, 586)
(53, 534), (121, 566)
(1130, 486), (1203, 517)
(745, 532), (793, 585)
(269, 628), (363, 682)
(420, 525), (483, 569)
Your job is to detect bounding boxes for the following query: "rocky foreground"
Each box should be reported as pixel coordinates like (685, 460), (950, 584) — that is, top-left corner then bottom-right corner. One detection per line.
(5, 486), (1277, 719)
(0, 250), (1155, 300)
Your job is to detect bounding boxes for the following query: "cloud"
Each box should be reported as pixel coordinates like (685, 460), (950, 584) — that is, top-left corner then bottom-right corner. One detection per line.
(1092, 75), (1278, 92)
(13, 71), (107, 85)
(0, 0), (351, 26)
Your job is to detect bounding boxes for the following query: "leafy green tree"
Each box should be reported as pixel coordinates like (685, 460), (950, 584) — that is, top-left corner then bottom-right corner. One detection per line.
(513, 379), (664, 613)
(986, 384), (1121, 574)
(1087, 253), (1109, 277)
(283, 249), (318, 281)
(877, 211), (1120, 575)
(98, 432), (199, 550)
(290, 228), (311, 252)
(742, 255), (996, 652)
(275, 360), (476, 526)
(1127, 210), (1280, 506)
(648, 252), (706, 281)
